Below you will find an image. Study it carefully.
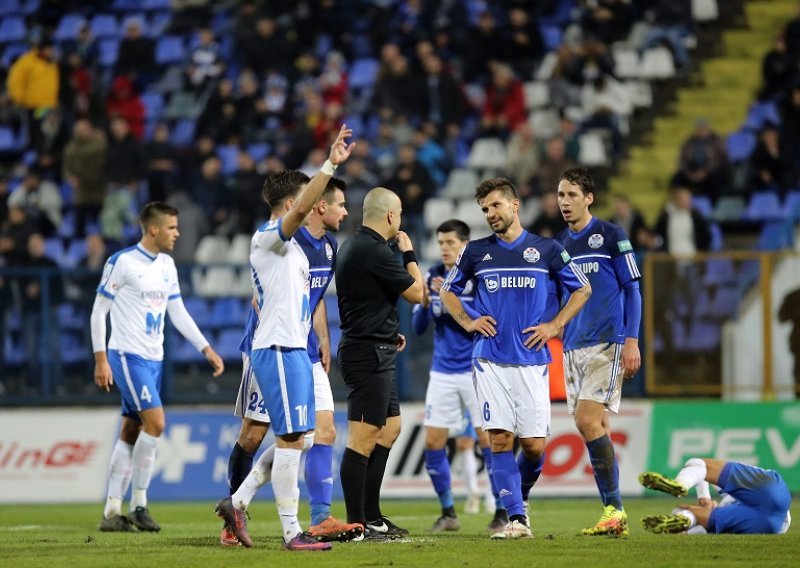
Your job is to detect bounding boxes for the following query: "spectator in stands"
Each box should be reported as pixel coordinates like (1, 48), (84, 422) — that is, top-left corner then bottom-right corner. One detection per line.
(421, 0), (470, 56)
(609, 194), (648, 252)
(579, 74), (629, 160)
(192, 156), (225, 226)
(780, 82), (800, 167)
(504, 7), (546, 79)
(528, 191), (567, 238)
(99, 180), (138, 247)
(166, 190), (209, 265)
(7, 166), (62, 237)
(372, 53), (419, 118)
(63, 119), (107, 238)
(313, 101), (345, 150)
(384, 143), (435, 248)
(105, 117), (146, 187)
(778, 287), (800, 385)
(31, 107), (69, 178)
(73, 233), (107, 312)
(505, 122), (540, 196)
(198, 78), (235, 140)
(759, 35), (795, 101)
(263, 72), (291, 132)
(168, 0), (212, 35)
(783, 2), (800, 59)
(549, 44), (584, 108)
(20, 233), (63, 391)
(0, 206), (37, 265)
(319, 51), (348, 107)
(105, 76), (145, 140)
(59, 51), (105, 125)
(372, 120), (400, 179)
(641, 0), (693, 70)
(7, 39), (59, 115)
(115, 19), (156, 85)
(559, 116), (582, 161)
(341, 156), (379, 232)
(580, 0), (633, 45)
(466, 10), (506, 81)
(418, 54), (466, 135)
(228, 152), (263, 235)
(65, 23), (99, 70)
(240, 17), (293, 75)
(145, 124), (178, 203)
(236, 72), (267, 144)
(535, 136), (578, 196)
(570, 40), (616, 85)
(413, 124), (448, 188)
(748, 124), (798, 196)
(480, 63), (527, 139)
(672, 118), (729, 203)
(654, 185), (712, 255)
(187, 28), (224, 93)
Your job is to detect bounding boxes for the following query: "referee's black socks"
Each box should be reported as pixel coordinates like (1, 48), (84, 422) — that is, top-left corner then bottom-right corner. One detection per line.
(365, 444), (391, 523)
(340, 447), (370, 524)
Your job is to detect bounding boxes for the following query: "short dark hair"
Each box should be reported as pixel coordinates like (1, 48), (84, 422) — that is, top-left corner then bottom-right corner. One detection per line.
(262, 170), (310, 208)
(559, 168), (595, 197)
(436, 219), (470, 241)
(139, 202), (178, 227)
(475, 177), (518, 201)
(322, 177), (346, 203)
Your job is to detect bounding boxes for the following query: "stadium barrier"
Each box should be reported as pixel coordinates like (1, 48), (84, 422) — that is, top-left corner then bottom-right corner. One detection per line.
(3, 401), (798, 503)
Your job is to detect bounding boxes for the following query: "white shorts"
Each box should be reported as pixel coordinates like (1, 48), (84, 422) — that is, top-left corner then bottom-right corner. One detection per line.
(564, 343), (623, 415)
(234, 355), (334, 422)
(473, 359), (550, 438)
(424, 370), (482, 434)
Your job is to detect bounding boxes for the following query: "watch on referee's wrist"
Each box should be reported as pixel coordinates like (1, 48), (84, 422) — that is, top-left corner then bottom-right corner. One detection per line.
(402, 250), (417, 266)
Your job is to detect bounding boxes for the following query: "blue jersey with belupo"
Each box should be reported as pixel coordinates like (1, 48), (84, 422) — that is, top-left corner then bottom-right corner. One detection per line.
(556, 217), (640, 351)
(442, 230), (588, 366)
(411, 262), (475, 374)
(294, 227), (337, 364)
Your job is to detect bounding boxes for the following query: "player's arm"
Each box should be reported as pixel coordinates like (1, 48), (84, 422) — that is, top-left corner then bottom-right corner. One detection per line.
(90, 293), (114, 392)
(280, 125), (355, 239)
(312, 299), (331, 373)
(440, 245), (496, 336)
(167, 296), (224, 377)
(395, 230), (424, 304)
(612, 232), (643, 377)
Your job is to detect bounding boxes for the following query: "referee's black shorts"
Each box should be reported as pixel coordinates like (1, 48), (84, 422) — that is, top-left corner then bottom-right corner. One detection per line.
(338, 339), (400, 427)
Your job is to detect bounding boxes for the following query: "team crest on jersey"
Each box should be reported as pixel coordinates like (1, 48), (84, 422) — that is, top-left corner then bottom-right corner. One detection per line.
(324, 242), (333, 260)
(432, 299), (442, 316)
(523, 247), (540, 263)
(485, 274), (499, 293)
(588, 233), (604, 249)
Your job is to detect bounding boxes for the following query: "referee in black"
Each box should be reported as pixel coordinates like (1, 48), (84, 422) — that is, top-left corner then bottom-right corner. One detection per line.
(336, 187), (424, 538)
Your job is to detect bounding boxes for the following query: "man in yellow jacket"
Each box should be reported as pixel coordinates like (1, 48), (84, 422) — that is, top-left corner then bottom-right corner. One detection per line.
(6, 39), (59, 112)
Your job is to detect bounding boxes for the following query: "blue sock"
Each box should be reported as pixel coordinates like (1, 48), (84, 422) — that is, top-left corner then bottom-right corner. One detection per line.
(305, 443), (333, 526)
(227, 443), (254, 495)
(517, 451), (545, 502)
(481, 447), (505, 511)
(424, 448), (454, 510)
(491, 450), (524, 517)
(586, 434), (622, 510)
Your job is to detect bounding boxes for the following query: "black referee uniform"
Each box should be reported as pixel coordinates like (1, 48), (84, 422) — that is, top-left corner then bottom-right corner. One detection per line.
(335, 226), (414, 426)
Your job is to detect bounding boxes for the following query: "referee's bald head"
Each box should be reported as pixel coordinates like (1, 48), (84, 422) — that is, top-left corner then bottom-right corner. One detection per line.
(362, 187), (400, 221)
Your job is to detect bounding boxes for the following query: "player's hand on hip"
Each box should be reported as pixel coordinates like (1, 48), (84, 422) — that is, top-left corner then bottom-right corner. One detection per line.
(396, 333), (407, 352)
(621, 338), (640, 378)
(395, 231), (413, 252)
(523, 321), (559, 350)
(203, 346), (225, 377)
(466, 315), (497, 338)
(94, 360), (113, 392)
(329, 124), (356, 166)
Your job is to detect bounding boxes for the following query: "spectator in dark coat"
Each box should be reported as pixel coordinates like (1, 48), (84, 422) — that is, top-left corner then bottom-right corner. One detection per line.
(749, 124), (798, 195)
(115, 19), (155, 83)
(105, 117), (146, 187)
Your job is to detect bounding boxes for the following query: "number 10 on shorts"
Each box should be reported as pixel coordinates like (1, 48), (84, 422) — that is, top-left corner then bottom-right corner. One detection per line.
(295, 405), (308, 426)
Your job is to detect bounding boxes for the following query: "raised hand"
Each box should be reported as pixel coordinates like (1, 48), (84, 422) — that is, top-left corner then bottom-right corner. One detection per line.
(329, 124), (356, 166)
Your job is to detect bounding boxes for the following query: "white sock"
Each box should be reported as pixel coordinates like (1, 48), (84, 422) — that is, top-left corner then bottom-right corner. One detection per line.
(130, 432), (159, 510)
(461, 449), (480, 495)
(231, 444), (276, 511)
(272, 447), (302, 542)
(676, 458), (707, 492)
(675, 508), (697, 529)
(104, 440), (133, 518)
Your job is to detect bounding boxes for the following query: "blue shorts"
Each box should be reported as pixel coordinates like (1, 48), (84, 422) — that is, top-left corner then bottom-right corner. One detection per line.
(460, 413), (478, 440)
(109, 351), (163, 418)
(708, 462), (792, 534)
(250, 346), (315, 436)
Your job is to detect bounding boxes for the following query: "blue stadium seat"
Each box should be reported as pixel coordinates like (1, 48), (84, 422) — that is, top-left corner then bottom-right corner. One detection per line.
(707, 287), (739, 319)
(90, 14), (119, 39)
(4, 333), (25, 365)
(43, 238), (64, 264)
(702, 258), (737, 286)
(743, 101), (781, 131)
(216, 329), (244, 361)
(758, 221), (794, 250)
(170, 119), (196, 146)
(182, 297), (211, 328)
(744, 191), (784, 221)
(57, 304), (86, 330)
(783, 190), (800, 219)
(143, 0), (171, 10)
(217, 144), (240, 175)
(60, 331), (88, 365)
(147, 12), (171, 38)
(246, 143), (270, 163)
(58, 210), (76, 238)
(0, 127), (17, 152)
(112, 0), (141, 11)
(0, 1), (22, 17)
(53, 14), (85, 42)
(210, 297), (248, 329)
(348, 58), (379, 89)
(155, 36), (186, 65)
(686, 321), (721, 352)
(98, 38), (119, 67)
(21, 0), (40, 16)
(540, 0), (575, 27)
(0, 16), (26, 43)
(64, 239), (87, 268)
(1, 43), (27, 66)
(141, 91), (165, 121)
(709, 223), (723, 251)
(539, 24), (563, 51)
(692, 196), (713, 218)
(726, 130), (757, 163)
(8, 309), (21, 332)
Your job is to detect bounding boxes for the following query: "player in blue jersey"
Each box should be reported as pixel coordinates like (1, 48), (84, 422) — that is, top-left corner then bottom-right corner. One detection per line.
(411, 219), (507, 534)
(216, 126), (355, 551)
(639, 458), (791, 535)
(440, 177), (592, 539)
(551, 168), (641, 536)
(91, 202), (224, 532)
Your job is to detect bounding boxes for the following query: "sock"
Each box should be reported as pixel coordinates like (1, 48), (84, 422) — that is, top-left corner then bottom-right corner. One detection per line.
(232, 443), (274, 511)
(365, 444), (391, 522)
(305, 443), (334, 526)
(461, 448), (479, 495)
(104, 440), (133, 518)
(518, 451), (545, 502)
(675, 508), (697, 528)
(130, 432), (158, 510)
(340, 447), (369, 524)
(227, 443), (255, 495)
(675, 458), (707, 491)
(481, 447), (505, 512)
(491, 450), (524, 517)
(424, 448), (454, 514)
(586, 434), (622, 510)
(272, 447), (303, 542)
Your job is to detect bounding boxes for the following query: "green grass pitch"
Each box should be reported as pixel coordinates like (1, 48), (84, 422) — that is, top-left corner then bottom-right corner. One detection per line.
(2, 498), (799, 567)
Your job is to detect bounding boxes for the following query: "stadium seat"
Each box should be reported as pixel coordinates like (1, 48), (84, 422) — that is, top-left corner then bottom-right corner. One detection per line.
(1, 42), (27, 66)
(613, 49), (640, 80)
(702, 258), (737, 286)
(467, 138), (507, 171)
(578, 132), (608, 166)
(784, 190), (800, 219)
(143, 0), (172, 11)
(0, 0), (22, 17)
(443, 168), (479, 199)
(423, 198), (455, 231)
(528, 108), (560, 139)
(0, 126), (18, 152)
(191, 266), (236, 298)
(53, 14), (85, 42)
(210, 297), (248, 329)
(194, 235), (229, 264)
(112, 0), (141, 11)
(147, 12), (171, 38)
(155, 36), (186, 65)
(709, 223), (724, 251)
(43, 238), (64, 264)
(170, 119), (196, 147)
(726, 130), (757, 163)
(216, 144), (240, 175)
(228, 233), (251, 265)
(692, 196), (713, 218)
(349, 58), (380, 90)
(539, 24), (563, 51)
(163, 91), (199, 120)
(60, 331), (87, 365)
(686, 321), (721, 351)
(216, 329), (244, 361)
(744, 192), (784, 221)
(98, 39), (119, 68)
(743, 101), (781, 131)
(640, 47), (676, 80)
(707, 287), (739, 320)
(57, 304), (85, 330)
(626, 81), (653, 108)
(63, 238), (87, 268)
(90, 14), (119, 38)
(169, 333), (205, 363)
(713, 196), (746, 222)
(758, 221), (794, 250)
(246, 143), (271, 163)
(519, 198), (541, 227)
(0, 16), (26, 43)
(58, 210), (76, 239)
(3, 333), (25, 365)
(523, 81), (549, 109)
(141, 91), (165, 121)
(422, 235), (440, 261)
(454, 197), (488, 229)
(182, 297), (211, 328)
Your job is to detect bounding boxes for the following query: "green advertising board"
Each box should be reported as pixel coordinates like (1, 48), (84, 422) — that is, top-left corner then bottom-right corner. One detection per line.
(648, 402), (800, 491)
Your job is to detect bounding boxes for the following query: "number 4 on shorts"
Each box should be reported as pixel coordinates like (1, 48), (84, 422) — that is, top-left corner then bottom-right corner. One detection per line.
(140, 384), (153, 403)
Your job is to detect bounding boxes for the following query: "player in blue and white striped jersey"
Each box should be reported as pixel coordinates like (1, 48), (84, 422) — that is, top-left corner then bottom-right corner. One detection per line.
(553, 168), (642, 536)
(440, 177), (591, 539)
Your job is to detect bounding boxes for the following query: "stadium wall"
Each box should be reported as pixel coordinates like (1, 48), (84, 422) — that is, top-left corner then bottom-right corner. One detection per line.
(2, 402), (799, 503)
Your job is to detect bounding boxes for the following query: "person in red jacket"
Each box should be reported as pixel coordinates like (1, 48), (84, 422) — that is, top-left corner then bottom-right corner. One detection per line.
(106, 76), (145, 140)
(480, 63), (527, 139)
